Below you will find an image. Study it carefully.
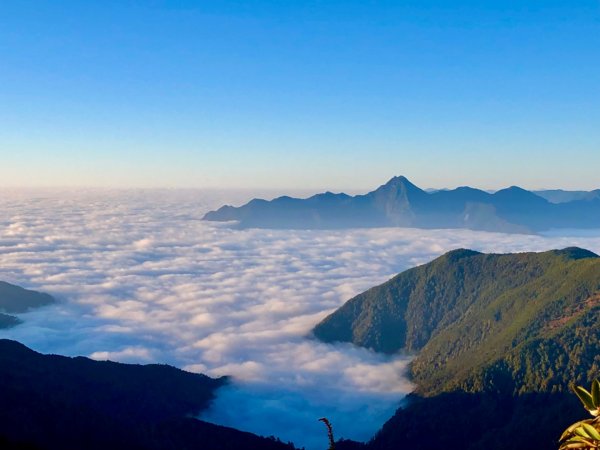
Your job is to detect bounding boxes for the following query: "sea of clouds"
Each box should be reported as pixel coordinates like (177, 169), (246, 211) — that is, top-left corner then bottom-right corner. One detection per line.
(1, 188), (600, 449)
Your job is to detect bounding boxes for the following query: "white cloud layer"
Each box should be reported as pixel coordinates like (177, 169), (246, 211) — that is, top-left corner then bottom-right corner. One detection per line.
(1, 188), (600, 449)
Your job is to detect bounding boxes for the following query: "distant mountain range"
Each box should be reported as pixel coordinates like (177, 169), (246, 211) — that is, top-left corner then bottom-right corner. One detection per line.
(203, 176), (600, 233)
(314, 247), (600, 450)
(0, 339), (297, 450)
(534, 189), (600, 204)
(0, 281), (55, 328)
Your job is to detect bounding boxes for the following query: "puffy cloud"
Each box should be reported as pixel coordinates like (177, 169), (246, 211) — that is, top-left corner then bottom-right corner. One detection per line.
(90, 346), (154, 361)
(1, 188), (600, 449)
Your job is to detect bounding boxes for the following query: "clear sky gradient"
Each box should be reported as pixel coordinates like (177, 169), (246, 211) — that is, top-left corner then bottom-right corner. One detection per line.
(1, 1), (599, 191)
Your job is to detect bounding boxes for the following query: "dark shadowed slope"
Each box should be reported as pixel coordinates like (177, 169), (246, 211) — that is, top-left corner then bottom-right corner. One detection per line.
(314, 248), (600, 450)
(203, 176), (600, 233)
(0, 340), (297, 450)
(0, 281), (55, 328)
(358, 391), (587, 450)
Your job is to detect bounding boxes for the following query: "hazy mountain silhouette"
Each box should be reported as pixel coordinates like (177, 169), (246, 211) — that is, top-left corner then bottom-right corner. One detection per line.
(0, 313), (21, 328)
(204, 176), (600, 233)
(534, 189), (600, 204)
(0, 281), (55, 328)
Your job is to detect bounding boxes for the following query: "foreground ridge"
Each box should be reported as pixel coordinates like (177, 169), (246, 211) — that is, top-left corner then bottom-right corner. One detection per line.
(315, 247), (600, 450)
(0, 339), (297, 450)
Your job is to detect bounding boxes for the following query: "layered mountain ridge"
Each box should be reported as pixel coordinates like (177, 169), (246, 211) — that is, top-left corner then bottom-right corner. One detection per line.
(203, 176), (600, 233)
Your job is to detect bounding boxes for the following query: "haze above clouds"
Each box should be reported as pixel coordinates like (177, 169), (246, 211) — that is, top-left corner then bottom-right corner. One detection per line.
(1, 189), (600, 449)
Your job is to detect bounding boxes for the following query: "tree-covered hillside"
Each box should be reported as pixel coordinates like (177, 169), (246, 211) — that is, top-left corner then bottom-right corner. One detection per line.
(314, 247), (600, 395)
(315, 247), (600, 450)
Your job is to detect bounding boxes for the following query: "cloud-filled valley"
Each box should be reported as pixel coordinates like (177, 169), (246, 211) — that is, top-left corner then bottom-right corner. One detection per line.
(1, 188), (600, 449)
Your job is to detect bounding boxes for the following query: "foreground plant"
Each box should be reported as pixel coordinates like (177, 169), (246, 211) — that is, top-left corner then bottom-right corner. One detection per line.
(560, 379), (600, 449)
(319, 417), (335, 450)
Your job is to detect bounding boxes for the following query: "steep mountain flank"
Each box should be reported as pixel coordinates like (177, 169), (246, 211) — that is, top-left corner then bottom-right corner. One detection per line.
(315, 248), (600, 450)
(314, 247), (600, 395)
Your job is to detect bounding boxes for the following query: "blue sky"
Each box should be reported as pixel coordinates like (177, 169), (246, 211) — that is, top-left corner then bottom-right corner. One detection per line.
(1, 1), (599, 190)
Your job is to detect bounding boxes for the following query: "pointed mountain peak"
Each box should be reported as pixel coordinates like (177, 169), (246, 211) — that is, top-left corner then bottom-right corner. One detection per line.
(366, 176), (428, 209)
(380, 176), (425, 193)
(495, 185), (533, 195)
(386, 175), (416, 186)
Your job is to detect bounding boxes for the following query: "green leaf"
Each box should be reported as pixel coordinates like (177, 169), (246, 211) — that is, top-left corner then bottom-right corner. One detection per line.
(574, 427), (592, 439)
(561, 419), (595, 441)
(592, 379), (600, 409)
(582, 423), (600, 441)
(567, 436), (591, 442)
(574, 385), (597, 411)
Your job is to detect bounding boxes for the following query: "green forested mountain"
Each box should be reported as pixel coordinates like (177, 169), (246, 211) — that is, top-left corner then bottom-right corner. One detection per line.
(315, 248), (600, 450)
(314, 247), (600, 396)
